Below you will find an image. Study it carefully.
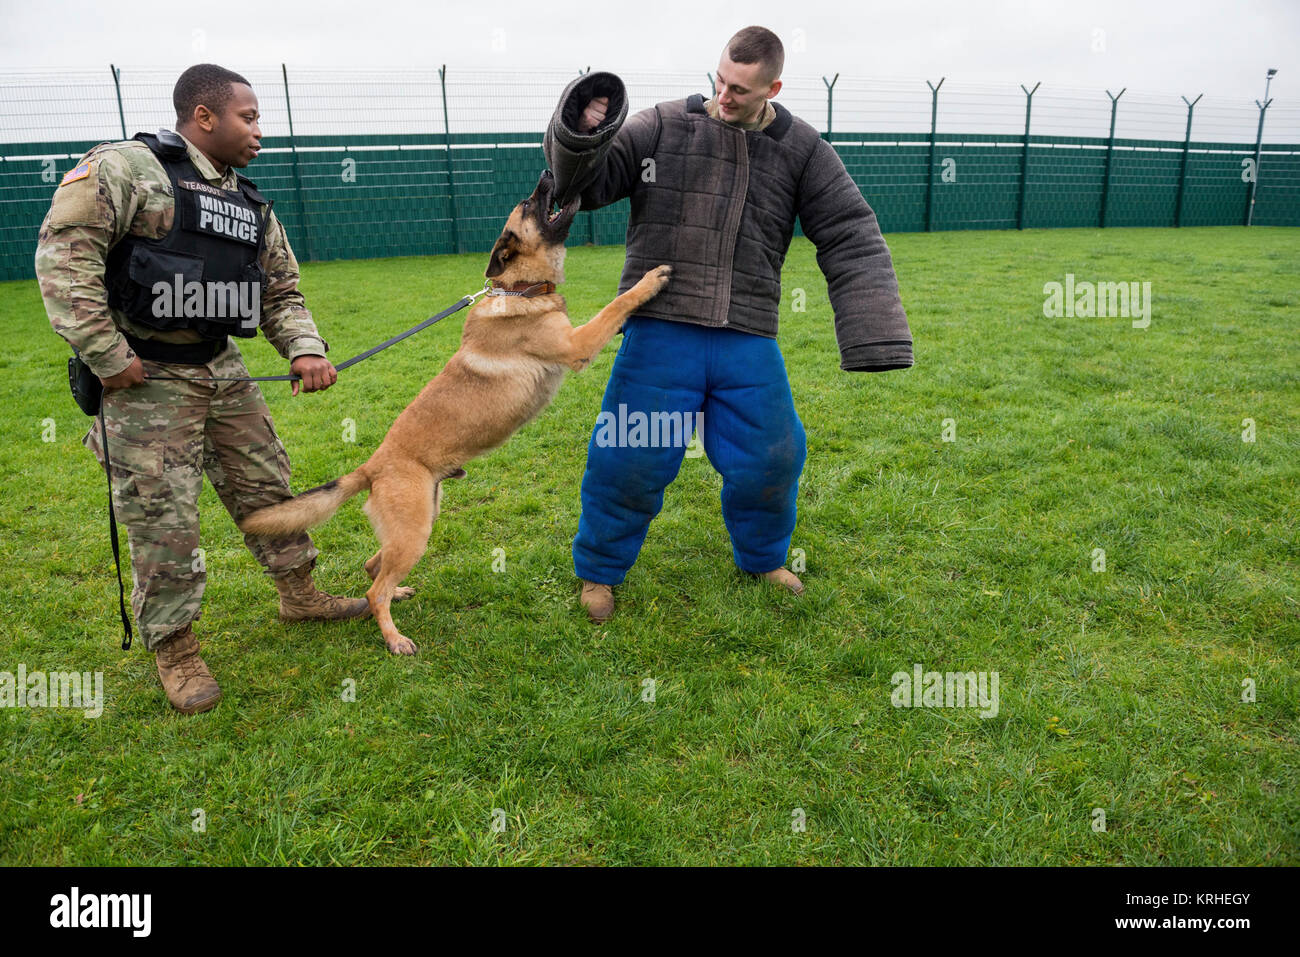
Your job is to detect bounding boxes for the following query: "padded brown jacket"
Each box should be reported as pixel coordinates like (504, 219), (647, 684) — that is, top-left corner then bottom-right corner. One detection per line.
(543, 72), (914, 371)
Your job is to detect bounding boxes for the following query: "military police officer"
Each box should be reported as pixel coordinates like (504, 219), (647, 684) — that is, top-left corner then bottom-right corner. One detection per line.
(36, 63), (370, 716)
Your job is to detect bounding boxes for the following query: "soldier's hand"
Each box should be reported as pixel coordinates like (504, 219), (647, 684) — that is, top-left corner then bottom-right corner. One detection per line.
(290, 355), (337, 396)
(579, 96), (609, 133)
(99, 356), (146, 391)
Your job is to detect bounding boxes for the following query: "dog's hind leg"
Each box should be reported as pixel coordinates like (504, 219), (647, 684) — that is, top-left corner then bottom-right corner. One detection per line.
(363, 470), (437, 654)
(364, 549), (414, 601)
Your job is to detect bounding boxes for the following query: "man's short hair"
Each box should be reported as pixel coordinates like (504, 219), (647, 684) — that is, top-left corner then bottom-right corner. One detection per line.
(173, 64), (251, 126)
(726, 26), (785, 83)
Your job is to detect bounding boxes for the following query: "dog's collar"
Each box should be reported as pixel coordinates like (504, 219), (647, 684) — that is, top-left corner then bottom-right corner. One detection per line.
(487, 280), (557, 298)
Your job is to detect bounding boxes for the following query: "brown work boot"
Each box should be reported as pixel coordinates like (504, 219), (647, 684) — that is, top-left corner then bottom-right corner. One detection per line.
(155, 625), (222, 716)
(579, 580), (615, 623)
(760, 567), (805, 596)
(274, 564), (371, 622)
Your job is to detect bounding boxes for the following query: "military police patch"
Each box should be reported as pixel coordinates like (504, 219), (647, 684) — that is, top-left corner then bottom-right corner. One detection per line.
(59, 162), (91, 187)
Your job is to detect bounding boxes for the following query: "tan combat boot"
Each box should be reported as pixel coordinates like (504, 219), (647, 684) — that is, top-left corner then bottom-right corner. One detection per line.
(760, 567), (805, 595)
(155, 625), (222, 715)
(579, 580), (615, 623)
(274, 564), (371, 622)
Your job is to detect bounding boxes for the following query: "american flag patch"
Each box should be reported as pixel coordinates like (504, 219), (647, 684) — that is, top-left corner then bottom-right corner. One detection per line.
(59, 162), (91, 186)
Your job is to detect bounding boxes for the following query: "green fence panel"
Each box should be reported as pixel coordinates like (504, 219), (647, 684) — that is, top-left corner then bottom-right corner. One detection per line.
(1252, 147), (1300, 227)
(930, 144), (1022, 231)
(1102, 147), (1183, 228)
(1182, 147), (1256, 226)
(1023, 145), (1107, 229)
(3, 131), (1298, 282)
(835, 142), (928, 234)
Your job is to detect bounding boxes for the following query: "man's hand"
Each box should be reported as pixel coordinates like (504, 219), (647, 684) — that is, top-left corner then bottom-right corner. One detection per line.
(290, 355), (337, 396)
(99, 356), (146, 390)
(579, 96), (609, 134)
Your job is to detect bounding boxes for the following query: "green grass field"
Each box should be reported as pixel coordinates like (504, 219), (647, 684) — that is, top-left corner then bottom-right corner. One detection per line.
(0, 226), (1296, 865)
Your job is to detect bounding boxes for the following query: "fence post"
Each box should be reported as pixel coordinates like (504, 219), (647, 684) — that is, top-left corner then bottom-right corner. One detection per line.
(1099, 88), (1124, 228)
(1017, 82), (1040, 230)
(1244, 95), (1273, 226)
(1172, 94), (1202, 227)
(109, 64), (127, 139)
(924, 78), (944, 232)
(281, 64), (315, 261)
(439, 65), (461, 254)
(822, 73), (839, 141)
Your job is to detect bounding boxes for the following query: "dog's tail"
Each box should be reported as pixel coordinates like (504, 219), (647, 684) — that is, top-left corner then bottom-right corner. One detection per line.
(238, 468), (371, 536)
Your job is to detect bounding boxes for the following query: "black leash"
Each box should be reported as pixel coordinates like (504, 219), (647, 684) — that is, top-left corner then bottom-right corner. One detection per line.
(146, 285), (489, 382)
(97, 406), (134, 651)
(69, 351), (134, 649)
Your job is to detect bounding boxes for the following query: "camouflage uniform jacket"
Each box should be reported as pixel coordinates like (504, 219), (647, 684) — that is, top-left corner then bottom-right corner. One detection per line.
(34, 131), (328, 378)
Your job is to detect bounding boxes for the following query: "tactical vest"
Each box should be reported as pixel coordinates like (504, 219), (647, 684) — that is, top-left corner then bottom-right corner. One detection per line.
(106, 130), (271, 340)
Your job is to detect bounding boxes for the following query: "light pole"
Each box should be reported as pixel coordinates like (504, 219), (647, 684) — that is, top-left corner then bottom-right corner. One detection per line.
(1245, 68), (1277, 227)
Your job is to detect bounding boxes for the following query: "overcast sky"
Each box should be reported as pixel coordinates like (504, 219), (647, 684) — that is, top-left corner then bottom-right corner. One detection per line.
(2, 0), (1294, 95)
(2, 0), (1296, 140)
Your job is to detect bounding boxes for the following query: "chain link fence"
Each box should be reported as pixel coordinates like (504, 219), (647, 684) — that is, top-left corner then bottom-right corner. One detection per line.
(2, 66), (1297, 280)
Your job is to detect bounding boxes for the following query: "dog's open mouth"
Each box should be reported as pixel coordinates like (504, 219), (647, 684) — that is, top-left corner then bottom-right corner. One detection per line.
(543, 195), (580, 233)
(547, 197), (579, 224)
(532, 169), (580, 236)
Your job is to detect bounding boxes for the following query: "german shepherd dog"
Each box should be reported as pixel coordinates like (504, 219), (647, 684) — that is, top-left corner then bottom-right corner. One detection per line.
(240, 170), (672, 654)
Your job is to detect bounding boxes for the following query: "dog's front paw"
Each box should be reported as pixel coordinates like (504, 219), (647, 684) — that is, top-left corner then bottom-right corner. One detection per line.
(637, 264), (672, 298)
(386, 634), (418, 655)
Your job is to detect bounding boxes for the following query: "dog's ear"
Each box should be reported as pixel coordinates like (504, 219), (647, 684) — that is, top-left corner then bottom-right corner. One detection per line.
(485, 230), (517, 279)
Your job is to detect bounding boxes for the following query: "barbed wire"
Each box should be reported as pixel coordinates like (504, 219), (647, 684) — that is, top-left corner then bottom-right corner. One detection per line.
(1, 68), (1294, 146)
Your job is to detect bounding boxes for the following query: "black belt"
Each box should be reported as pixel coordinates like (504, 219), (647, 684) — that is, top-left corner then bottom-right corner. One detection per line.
(125, 334), (228, 365)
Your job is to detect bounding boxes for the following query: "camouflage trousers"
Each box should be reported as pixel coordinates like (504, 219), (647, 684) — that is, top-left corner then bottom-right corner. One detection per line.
(83, 341), (317, 650)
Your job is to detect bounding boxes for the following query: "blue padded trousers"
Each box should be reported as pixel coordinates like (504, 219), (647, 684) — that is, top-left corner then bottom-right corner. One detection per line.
(573, 316), (807, 585)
